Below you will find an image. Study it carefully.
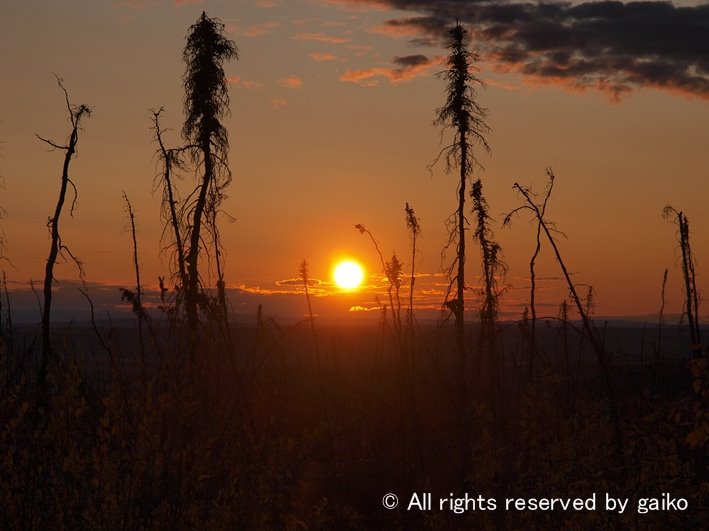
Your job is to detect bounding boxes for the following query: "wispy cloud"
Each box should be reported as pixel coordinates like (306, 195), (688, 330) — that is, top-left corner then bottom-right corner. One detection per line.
(293, 32), (351, 44)
(349, 305), (380, 312)
(256, 0), (280, 7)
(276, 278), (323, 287)
(243, 21), (281, 37)
(271, 98), (289, 110)
(278, 75), (304, 89)
(227, 76), (263, 90)
(340, 54), (440, 86)
(173, 0), (204, 6)
(330, 0), (709, 100)
(310, 52), (338, 62)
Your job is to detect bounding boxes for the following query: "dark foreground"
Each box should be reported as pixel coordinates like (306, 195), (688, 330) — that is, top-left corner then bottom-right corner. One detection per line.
(1, 318), (707, 529)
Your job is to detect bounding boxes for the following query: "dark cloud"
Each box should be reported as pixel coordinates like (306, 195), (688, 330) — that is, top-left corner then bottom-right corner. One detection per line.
(392, 54), (430, 67)
(347, 0), (709, 99)
(275, 277), (323, 287)
(340, 53), (439, 85)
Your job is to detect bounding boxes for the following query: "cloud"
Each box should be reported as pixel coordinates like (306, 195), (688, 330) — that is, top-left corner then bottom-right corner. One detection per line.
(276, 278), (323, 287)
(243, 21), (282, 37)
(349, 305), (380, 312)
(173, 0), (204, 6)
(392, 54), (430, 67)
(331, 0), (709, 100)
(256, 0), (280, 7)
(310, 52), (338, 62)
(271, 98), (289, 110)
(278, 75), (304, 89)
(293, 32), (351, 44)
(340, 53), (440, 85)
(227, 76), (263, 90)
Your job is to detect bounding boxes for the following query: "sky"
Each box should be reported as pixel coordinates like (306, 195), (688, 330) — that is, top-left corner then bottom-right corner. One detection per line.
(0, 0), (708, 324)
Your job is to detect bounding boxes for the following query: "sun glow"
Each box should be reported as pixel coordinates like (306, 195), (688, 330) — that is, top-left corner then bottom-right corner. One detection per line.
(333, 260), (364, 290)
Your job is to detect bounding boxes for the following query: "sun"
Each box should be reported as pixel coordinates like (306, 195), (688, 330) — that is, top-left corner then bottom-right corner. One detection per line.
(333, 260), (364, 290)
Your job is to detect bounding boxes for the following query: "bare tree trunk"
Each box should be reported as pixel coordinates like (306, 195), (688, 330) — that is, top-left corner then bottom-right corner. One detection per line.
(405, 203), (419, 351)
(456, 133), (468, 395)
(36, 79), (90, 410)
(181, 13), (238, 352)
(509, 173), (625, 473)
(152, 109), (189, 300)
(123, 192), (145, 373)
(300, 260), (326, 420)
(185, 142), (213, 350)
(664, 206), (702, 358)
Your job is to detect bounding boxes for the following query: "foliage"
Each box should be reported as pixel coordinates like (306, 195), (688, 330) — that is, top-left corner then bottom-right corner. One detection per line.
(181, 12), (238, 340)
(432, 22), (491, 386)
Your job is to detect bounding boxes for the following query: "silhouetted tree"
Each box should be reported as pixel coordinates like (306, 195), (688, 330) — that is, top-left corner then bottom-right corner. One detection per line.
(182, 12), (238, 344)
(36, 76), (91, 409)
(120, 191), (146, 368)
(0, 147), (6, 262)
(505, 170), (624, 473)
(151, 108), (189, 306)
(433, 23), (490, 387)
(405, 202), (421, 346)
(663, 205), (701, 358)
(471, 178), (505, 402)
(300, 259), (326, 418)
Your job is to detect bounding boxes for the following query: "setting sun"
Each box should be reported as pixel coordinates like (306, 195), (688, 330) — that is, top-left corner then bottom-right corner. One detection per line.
(333, 260), (365, 290)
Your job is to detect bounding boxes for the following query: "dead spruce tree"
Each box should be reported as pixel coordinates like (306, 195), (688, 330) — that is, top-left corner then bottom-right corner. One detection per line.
(505, 170), (625, 473)
(663, 205), (702, 358)
(405, 202), (421, 349)
(182, 12), (238, 345)
(151, 108), (190, 311)
(36, 77), (91, 409)
(471, 179), (505, 402)
(432, 22), (490, 389)
(120, 192), (147, 367)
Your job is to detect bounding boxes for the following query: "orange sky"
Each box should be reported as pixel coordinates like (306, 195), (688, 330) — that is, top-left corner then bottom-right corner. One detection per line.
(0, 0), (707, 323)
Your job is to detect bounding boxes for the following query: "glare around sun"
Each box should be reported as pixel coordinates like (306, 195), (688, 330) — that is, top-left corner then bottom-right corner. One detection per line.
(333, 260), (364, 290)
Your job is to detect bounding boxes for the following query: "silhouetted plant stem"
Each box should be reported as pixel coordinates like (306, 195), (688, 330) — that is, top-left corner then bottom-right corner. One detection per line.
(211, 209), (229, 329)
(185, 145), (212, 342)
(355, 224), (402, 346)
(35, 76), (91, 411)
(656, 268), (668, 360)
(471, 178), (505, 406)
(2, 272), (13, 386)
(387, 253), (404, 342)
(152, 109), (189, 304)
(527, 177), (553, 381)
(405, 203), (421, 354)
(208, 206), (236, 405)
(432, 22), (490, 409)
(404, 203), (426, 468)
(663, 206), (701, 358)
(506, 170), (624, 473)
(122, 192), (146, 370)
(182, 12), (238, 351)
(558, 300), (573, 408)
(455, 141), (468, 368)
(300, 260), (327, 420)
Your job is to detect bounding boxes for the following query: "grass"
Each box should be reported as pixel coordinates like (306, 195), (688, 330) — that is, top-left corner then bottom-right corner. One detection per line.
(1, 314), (707, 529)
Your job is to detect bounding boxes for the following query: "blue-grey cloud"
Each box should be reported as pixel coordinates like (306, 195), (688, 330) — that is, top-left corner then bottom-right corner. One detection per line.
(347, 0), (709, 98)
